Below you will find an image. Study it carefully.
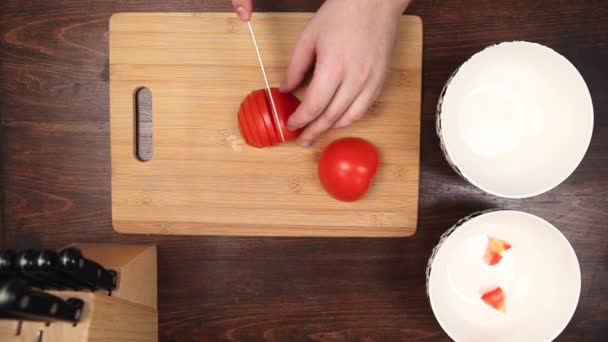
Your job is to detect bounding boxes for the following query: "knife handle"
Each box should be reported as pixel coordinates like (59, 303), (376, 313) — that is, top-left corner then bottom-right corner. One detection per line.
(16, 249), (73, 290)
(0, 250), (17, 279)
(36, 249), (89, 290)
(57, 248), (117, 292)
(1, 250), (52, 289)
(0, 278), (84, 324)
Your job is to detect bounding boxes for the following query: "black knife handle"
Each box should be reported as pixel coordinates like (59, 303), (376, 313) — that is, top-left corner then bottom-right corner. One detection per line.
(0, 250), (16, 279)
(16, 249), (67, 290)
(57, 248), (117, 292)
(0, 279), (84, 324)
(36, 250), (88, 290)
(2, 250), (51, 289)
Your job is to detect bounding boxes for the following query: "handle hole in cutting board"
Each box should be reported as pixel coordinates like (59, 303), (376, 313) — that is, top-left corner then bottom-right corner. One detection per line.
(134, 87), (153, 162)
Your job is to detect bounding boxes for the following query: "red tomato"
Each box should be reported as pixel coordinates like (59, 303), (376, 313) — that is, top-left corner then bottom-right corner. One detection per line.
(267, 88), (301, 141)
(253, 89), (279, 145)
(481, 287), (506, 313)
(483, 237), (512, 266)
(245, 93), (266, 147)
(237, 88), (302, 148)
(246, 93), (270, 147)
(317, 137), (380, 202)
(238, 102), (257, 147)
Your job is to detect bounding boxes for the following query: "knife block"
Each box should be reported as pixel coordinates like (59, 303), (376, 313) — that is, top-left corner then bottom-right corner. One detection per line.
(0, 244), (158, 342)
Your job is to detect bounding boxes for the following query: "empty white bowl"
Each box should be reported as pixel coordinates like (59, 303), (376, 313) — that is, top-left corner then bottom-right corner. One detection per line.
(437, 41), (594, 198)
(426, 210), (581, 342)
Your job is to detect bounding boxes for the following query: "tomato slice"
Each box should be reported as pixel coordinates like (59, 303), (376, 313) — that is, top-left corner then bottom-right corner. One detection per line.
(253, 90), (279, 146)
(242, 93), (264, 147)
(481, 287), (506, 313)
(238, 104), (251, 144)
(247, 93), (271, 147)
(238, 103), (255, 146)
(484, 252), (503, 266)
(483, 237), (512, 266)
(269, 88), (301, 141)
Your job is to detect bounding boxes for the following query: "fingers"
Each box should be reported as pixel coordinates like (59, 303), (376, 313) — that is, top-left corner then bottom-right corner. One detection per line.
(286, 61), (341, 131)
(296, 76), (363, 147)
(232, 0), (253, 21)
(333, 66), (387, 129)
(332, 83), (382, 129)
(279, 28), (316, 94)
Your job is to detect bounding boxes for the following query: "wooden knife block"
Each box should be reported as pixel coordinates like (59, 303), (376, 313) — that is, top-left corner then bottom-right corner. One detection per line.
(0, 244), (158, 342)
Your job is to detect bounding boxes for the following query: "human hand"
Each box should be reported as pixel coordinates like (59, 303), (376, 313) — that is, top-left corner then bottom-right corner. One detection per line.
(282, 0), (411, 147)
(232, 0), (253, 21)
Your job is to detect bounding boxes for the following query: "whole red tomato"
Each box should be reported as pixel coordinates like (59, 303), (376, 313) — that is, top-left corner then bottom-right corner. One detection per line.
(318, 137), (380, 202)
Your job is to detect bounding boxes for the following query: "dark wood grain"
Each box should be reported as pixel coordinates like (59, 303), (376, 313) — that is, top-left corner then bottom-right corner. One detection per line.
(1, 0), (607, 341)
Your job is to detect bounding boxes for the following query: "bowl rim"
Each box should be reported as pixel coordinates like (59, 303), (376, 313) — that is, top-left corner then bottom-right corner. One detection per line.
(427, 209), (582, 341)
(437, 41), (595, 199)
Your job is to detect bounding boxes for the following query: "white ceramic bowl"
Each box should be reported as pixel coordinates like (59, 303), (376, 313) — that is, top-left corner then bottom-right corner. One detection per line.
(426, 210), (581, 342)
(437, 41), (594, 198)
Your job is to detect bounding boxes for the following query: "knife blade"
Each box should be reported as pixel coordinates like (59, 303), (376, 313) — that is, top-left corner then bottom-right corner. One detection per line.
(246, 20), (285, 142)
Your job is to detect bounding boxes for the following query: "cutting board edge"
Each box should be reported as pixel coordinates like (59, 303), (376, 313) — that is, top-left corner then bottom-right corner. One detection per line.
(108, 12), (424, 19)
(112, 219), (418, 238)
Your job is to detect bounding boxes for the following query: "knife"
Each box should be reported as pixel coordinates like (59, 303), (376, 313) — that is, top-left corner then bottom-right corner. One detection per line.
(0, 250), (17, 281)
(246, 20), (285, 142)
(35, 249), (89, 290)
(57, 247), (117, 293)
(16, 249), (68, 290)
(1, 250), (52, 289)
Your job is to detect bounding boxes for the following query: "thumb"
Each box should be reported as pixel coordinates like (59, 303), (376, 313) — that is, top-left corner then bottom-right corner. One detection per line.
(232, 0), (253, 21)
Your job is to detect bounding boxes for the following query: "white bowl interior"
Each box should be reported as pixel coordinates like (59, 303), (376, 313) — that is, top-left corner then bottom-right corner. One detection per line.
(428, 211), (580, 342)
(441, 41), (593, 198)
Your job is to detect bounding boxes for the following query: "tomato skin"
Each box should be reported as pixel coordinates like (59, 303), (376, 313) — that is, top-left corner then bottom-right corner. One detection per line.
(483, 237), (512, 266)
(247, 92), (270, 147)
(254, 90), (279, 145)
(268, 88), (301, 141)
(238, 102), (258, 147)
(238, 88), (301, 148)
(481, 287), (506, 313)
(317, 137), (380, 202)
(239, 94), (262, 147)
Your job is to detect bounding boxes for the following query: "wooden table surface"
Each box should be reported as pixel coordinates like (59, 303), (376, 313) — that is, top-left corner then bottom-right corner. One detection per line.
(1, 1), (606, 341)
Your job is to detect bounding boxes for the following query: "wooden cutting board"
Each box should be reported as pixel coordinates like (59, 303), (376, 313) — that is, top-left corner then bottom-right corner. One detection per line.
(110, 12), (422, 237)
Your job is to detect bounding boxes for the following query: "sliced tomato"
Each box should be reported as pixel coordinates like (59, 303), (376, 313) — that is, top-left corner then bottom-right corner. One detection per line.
(253, 90), (279, 146)
(238, 103), (255, 146)
(483, 237), (512, 266)
(481, 287), (506, 313)
(257, 89), (283, 143)
(484, 252), (503, 266)
(236, 88), (302, 147)
(242, 93), (264, 147)
(246, 93), (270, 147)
(241, 104), (260, 147)
(268, 88), (301, 141)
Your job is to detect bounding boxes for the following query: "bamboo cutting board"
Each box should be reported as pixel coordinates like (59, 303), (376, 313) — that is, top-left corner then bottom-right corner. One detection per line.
(110, 13), (422, 237)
